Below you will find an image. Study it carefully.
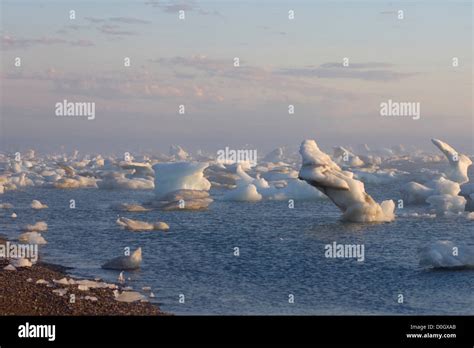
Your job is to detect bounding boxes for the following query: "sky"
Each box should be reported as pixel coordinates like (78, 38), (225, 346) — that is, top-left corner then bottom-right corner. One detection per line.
(1, 0), (472, 155)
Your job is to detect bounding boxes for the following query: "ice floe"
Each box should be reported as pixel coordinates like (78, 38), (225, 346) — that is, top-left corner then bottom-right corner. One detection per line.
(153, 162), (211, 198)
(116, 217), (169, 231)
(24, 221), (48, 232)
(419, 241), (474, 269)
(431, 138), (472, 184)
(18, 232), (47, 245)
(31, 200), (48, 209)
(101, 247), (142, 270)
(298, 139), (395, 222)
(224, 183), (262, 202)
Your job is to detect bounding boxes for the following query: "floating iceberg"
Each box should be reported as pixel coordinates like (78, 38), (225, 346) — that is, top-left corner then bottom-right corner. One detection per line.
(222, 165), (270, 202)
(116, 217), (169, 231)
(235, 164), (270, 189)
(102, 247), (142, 270)
(419, 241), (474, 269)
(54, 176), (98, 189)
(149, 162), (213, 210)
(223, 183), (262, 202)
(353, 168), (407, 184)
(205, 164), (239, 189)
(263, 147), (285, 163)
(333, 146), (364, 167)
(31, 200), (48, 209)
(18, 232), (47, 244)
(114, 203), (151, 212)
(264, 179), (325, 201)
(298, 140), (395, 222)
(153, 189), (213, 211)
(431, 138), (472, 184)
(169, 145), (190, 161)
(401, 177), (461, 205)
(426, 194), (466, 216)
(24, 221), (48, 232)
(153, 162), (211, 198)
(118, 161), (154, 178)
(98, 172), (154, 190)
(261, 166), (299, 182)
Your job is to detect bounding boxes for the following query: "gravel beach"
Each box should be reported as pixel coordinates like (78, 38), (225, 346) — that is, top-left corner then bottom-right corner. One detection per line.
(0, 238), (166, 316)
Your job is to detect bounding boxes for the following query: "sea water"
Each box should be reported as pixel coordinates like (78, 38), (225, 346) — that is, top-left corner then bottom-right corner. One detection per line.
(0, 183), (473, 315)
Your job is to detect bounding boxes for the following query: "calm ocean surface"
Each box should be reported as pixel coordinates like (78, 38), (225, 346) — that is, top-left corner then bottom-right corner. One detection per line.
(1, 184), (473, 315)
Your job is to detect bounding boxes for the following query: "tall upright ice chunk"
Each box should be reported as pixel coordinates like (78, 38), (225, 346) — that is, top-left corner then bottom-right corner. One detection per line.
(298, 140), (395, 222)
(431, 138), (472, 184)
(153, 162), (211, 198)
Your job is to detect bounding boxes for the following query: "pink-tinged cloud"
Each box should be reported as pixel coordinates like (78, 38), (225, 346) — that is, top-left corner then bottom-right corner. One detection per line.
(2, 34), (94, 49)
(109, 17), (151, 24)
(278, 62), (418, 82)
(145, 0), (221, 16)
(97, 25), (137, 36)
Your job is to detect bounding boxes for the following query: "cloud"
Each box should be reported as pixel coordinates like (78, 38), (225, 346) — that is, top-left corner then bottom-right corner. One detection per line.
(319, 62), (393, 69)
(84, 16), (151, 36)
(257, 26), (287, 36)
(152, 55), (231, 72)
(85, 16), (150, 25)
(109, 17), (151, 24)
(97, 25), (137, 36)
(148, 55), (358, 104)
(1, 35), (94, 49)
(84, 17), (107, 23)
(278, 62), (417, 81)
(56, 24), (92, 35)
(151, 55), (273, 83)
(2, 55), (368, 109)
(2, 68), (222, 102)
(145, 0), (221, 16)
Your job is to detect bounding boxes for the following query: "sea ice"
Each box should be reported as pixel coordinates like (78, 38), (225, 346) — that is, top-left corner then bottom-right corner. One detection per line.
(18, 232), (47, 245)
(298, 140), (395, 222)
(153, 162), (211, 198)
(98, 172), (154, 190)
(419, 241), (474, 269)
(31, 200), (48, 209)
(24, 221), (48, 232)
(11, 258), (33, 268)
(116, 217), (169, 231)
(223, 183), (262, 202)
(114, 290), (146, 303)
(169, 145), (190, 161)
(264, 179), (325, 201)
(333, 146), (364, 167)
(431, 138), (472, 184)
(101, 247), (142, 270)
(426, 194), (466, 216)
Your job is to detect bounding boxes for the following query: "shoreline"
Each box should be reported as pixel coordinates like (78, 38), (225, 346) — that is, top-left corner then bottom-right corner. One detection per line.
(0, 237), (167, 316)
